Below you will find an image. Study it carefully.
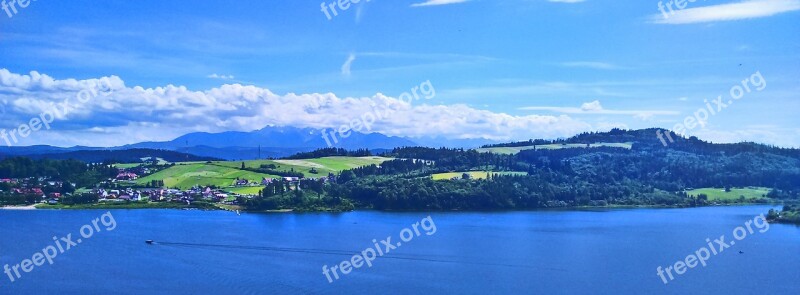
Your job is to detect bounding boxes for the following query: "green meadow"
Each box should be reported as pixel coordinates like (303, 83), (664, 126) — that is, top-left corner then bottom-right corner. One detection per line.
(225, 186), (264, 195)
(214, 156), (391, 176)
(135, 163), (274, 189)
(685, 187), (771, 201)
(133, 156), (391, 190)
(114, 163), (143, 169)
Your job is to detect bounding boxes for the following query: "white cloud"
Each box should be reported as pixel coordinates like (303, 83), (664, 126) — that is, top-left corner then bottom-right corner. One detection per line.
(652, 0), (800, 25)
(521, 100), (679, 118)
(560, 61), (626, 70)
(580, 100), (603, 112)
(0, 69), (599, 147)
(1, 70), (793, 147)
(355, 3), (366, 23)
(411, 0), (470, 7)
(341, 54), (356, 77)
(207, 73), (235, 80)
(633, 113), (655, 121)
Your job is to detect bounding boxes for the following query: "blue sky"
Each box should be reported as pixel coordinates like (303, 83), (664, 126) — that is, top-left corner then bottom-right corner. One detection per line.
(0, 0), (798, 147)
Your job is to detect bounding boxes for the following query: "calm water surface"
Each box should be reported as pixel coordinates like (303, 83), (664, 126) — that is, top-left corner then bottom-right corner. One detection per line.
(1, 205), (798, 294)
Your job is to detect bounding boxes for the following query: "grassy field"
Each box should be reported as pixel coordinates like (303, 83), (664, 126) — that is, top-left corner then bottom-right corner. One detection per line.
(135, 163), (276, 189)
(134, 156), (391, 189)
(431, 171), (527, 180)
(686, 187), (771, 201)
(225, 186), (263, 195)
(476, 142), (633, 155)
(214, 156), (391, 176)
(114, 163), (142, 169)
(114, 157), (172, 169)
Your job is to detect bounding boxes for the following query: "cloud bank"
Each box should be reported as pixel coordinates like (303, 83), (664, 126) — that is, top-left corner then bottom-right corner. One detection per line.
(0, 69), (596, 147)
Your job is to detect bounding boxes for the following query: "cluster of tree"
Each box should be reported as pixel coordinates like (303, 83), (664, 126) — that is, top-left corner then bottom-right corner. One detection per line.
(60, 193), (99, 205)
(481, 139), (554, 148)
(286, 148), (372, 159)
(767, 189), (800, 199)
(338, 159), (432, 181)
(328, 174), (685, 210)
(146, 180), (165, 188)
(0, 157), (117, 188)
(536, 147), (800, 192)
(768, 205), (800, 224)
(243, 178), (349, 211)
(260, 179), (325, 198)
(237, 164), (304, 178)
(0, 193), (40, 205)
(387, 147), (517, 172)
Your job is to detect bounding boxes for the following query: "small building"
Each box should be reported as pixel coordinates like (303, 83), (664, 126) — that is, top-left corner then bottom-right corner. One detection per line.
(115, 172), (138, 181)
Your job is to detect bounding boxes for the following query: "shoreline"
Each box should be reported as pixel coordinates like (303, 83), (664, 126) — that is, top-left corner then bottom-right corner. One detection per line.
(0, 204), (38, 210)
(2, 202), (783, 214)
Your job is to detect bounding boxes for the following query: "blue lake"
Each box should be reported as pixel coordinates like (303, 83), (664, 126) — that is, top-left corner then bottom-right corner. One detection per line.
(1, 205), (798, 294)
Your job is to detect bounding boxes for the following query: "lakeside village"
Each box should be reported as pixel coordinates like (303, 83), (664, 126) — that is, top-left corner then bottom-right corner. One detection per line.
(0, 164), (334, 208)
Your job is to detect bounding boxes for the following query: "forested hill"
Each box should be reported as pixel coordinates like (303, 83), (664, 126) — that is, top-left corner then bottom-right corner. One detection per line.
(282, 128), (800, 211)
(485, 128), (799, 158)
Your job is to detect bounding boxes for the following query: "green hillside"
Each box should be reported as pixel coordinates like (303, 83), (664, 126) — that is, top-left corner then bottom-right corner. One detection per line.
(135, 163), (276, 189)
(134, 156), (391, 189)
(215, 156), (391, 176)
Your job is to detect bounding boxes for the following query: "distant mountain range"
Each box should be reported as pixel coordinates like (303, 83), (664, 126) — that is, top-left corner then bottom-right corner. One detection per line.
(13, 149), (221, 163)
(0, 126), (500, 161)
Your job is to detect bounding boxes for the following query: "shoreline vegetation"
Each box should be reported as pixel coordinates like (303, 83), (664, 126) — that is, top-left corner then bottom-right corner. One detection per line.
(768, 205), (800, 224)
(2, 199), (787, 213)
(2, 129), (799, 219)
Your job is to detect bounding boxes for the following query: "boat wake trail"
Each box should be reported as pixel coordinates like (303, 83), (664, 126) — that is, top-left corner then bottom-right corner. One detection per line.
(146, 241), (554, 270)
